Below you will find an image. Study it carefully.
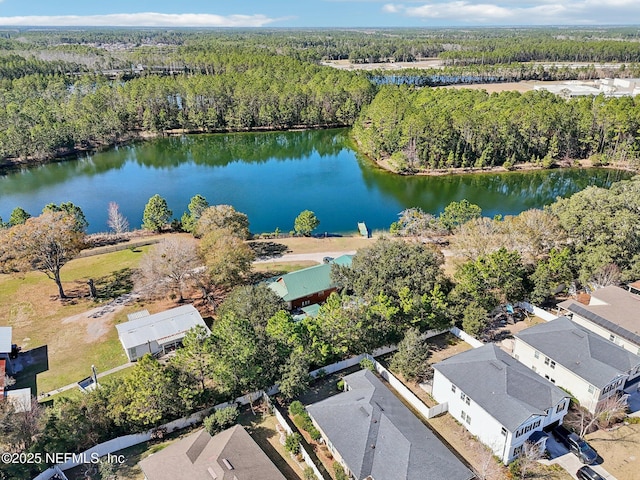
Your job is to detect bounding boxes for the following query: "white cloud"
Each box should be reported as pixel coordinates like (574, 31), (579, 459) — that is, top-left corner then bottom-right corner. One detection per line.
(0, 12), (281, 27)
(382, 0), (640, 24)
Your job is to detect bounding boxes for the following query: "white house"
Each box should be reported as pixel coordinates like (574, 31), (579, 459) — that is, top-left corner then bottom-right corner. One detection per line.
(432, 344), (570, 464)
(0, 326), (13, 375)
(116, 305), (210, 362)
(557, 285), (640, 355)
(513, 316), (640, 413)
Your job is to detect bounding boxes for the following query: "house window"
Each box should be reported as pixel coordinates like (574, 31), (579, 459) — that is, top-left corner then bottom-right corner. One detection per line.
(550, 360), (556, 369)
(556, 400), (567, 413)
(532, 366), (537, 372)
(465, 396), (470, 406)
(544, 357), (550, 366)
(588, 385), (595, 394)
(514, 354), (520, 360)
(544, 375), (555, 384)
(534, 350), (540, 359)
(451, 384), (457, 394)
(461, 392), (466, 402)
(461, 411), (467, 422)
(513, 445), (524, 457)
(609, 334), (615, 342)
(302, 300), (311, 307)
(501, 427), (508, 436)
(466, 415), (471, 425)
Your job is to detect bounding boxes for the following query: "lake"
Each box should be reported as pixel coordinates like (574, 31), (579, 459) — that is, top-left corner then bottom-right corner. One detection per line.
(0, 129), (633, 234)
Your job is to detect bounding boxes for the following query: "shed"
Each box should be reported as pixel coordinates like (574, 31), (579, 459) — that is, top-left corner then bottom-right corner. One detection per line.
(116, 305), (210, 361)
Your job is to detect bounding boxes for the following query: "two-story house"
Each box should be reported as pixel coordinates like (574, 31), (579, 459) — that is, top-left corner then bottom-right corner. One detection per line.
(513, 316), (640, 413)
(557, 285), (640, 355)
(432, 344), (570, 464)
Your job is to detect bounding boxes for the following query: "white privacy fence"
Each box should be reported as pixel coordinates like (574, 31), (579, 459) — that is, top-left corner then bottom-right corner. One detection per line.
(517, 301), (558, 322)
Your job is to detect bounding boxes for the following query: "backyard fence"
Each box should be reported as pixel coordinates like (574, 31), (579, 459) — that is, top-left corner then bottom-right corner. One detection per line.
(268, 395), (327, 480)
(517, 301), (558, 322)
(450, 326), (484, 348)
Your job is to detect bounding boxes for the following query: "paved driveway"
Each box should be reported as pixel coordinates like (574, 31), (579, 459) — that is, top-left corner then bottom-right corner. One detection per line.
(544, 435), (618, 480)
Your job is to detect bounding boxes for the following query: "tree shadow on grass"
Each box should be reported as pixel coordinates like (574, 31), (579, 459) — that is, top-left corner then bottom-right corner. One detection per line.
(249, 241), (290, 260)
(67, 268), (134, 301)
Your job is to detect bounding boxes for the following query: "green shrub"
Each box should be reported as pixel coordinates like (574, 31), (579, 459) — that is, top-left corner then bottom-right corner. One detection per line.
(289, 400), (306, 417)
(284, 432), (301, 455)
(334, 462), (349, 480)
(203, 405), (239, 436)
(308, 426), (322, 441)
(359, 358), (375, 371)
(336, 379), (345, 391)
(303, 466), (316, 480)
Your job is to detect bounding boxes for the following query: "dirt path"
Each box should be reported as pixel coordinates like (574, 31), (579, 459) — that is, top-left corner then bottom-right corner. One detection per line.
(254, 250), (357, 265)
(61, 292), (140, 343)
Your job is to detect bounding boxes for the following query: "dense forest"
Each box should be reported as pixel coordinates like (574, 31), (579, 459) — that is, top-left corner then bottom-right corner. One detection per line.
(2, 27), (640, 167)
(353, 86), (640, 172)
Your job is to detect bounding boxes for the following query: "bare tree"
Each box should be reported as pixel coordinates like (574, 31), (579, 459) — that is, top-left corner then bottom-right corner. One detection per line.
(107, 201), (129, 234)
(567, 395), (628, 437)
(504, 209), (566, 264)
(472, 442), (504, 480)
(450, 217), (507, 260)
(0, 211), (84, 299)
(588, 263), (621, 291)
(134, 237), (201, 302)
(514, 441), (543, 479)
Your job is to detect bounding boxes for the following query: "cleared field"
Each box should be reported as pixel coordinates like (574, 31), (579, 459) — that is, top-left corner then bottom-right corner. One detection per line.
(586, 423), (640, 480)
(0, 246), (163, 394)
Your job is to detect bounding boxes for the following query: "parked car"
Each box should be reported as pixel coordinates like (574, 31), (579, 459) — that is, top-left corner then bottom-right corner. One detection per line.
(552, 425), (598, 464)
(577, 466), (606, 480)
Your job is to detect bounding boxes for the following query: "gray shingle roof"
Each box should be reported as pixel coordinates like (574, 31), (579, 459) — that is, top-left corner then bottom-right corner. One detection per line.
(307, 369), (474, 480)
(433, 344), (569, 431)
(515, 316), (640, 388)
(116, 305), (209, 349)
(139, 425), (286, 480)
(558, 286), (640, 346)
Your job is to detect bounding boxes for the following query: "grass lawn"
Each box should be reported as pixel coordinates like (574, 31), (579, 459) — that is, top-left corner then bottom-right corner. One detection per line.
(0, 246), (173, 394)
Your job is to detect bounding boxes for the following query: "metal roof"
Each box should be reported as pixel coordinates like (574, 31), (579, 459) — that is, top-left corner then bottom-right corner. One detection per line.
(267, 255), (353, 302)
(0, 326), (12, 353)
(515, 317), (640, 388)
(307, 369), (474, 480)
(116, 305), (209, 350)
(434, 344), (569, 431)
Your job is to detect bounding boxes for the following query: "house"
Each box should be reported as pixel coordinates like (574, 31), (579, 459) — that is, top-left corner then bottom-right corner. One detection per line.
(306, 369), (475, 480)
(557, 285), (640, 355)
(0, 326), (14, 375)
(513, 316), (640, 413)
(267, 254), (353, 310)
(432, 344), (570, 464)
(116, 305), (210, 362)
(139, 424), (286, 480)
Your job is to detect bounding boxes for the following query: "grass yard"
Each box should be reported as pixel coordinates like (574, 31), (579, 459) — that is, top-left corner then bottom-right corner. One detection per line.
(585, 422), (640, 480)
(0, 246), (175, 394)
(252, 234), (374, 255)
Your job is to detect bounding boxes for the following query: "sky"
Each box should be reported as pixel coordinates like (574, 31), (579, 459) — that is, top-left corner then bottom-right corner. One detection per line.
(0, 0), (638, 27)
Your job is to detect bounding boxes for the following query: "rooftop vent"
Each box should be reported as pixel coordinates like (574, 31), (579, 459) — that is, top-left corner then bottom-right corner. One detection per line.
(207, 467), (218, 479)
(222, 458), (234, 470)
(572, 330), (585, 339)
(489, 361), (504, 371)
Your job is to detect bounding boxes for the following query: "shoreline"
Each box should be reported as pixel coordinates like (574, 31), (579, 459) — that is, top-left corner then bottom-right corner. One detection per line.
(0, 123), (349, 175)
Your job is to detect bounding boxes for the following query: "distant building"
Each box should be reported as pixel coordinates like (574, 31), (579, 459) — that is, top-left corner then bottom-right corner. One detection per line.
(534, 78), (640, 98)
(116, 305), (210, 362)
(432, 344), (569, 464)
(307, 369), (475, 480)
(557, 285), (640, 355)
(139, 425), (286, 480)
(267, 254), (353, 310)
(513, 317), (640, 413)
